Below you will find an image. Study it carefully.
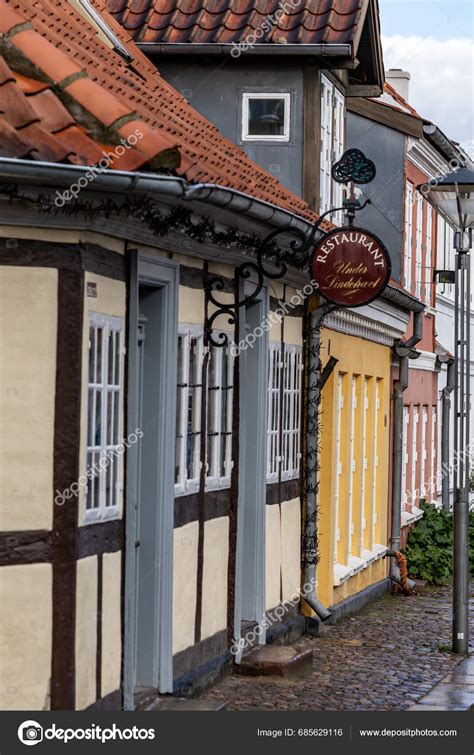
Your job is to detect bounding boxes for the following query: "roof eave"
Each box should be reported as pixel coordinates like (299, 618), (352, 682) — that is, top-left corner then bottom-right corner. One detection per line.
(136, 42), (353, 57)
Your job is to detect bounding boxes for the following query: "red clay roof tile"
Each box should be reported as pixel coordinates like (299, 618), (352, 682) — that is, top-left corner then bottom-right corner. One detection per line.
(53, 125), (106, 165)
(0, 114), (36, 158)
(0, 4), (26, 34)
(28, 89), (75, 133)
(0, 58), (15, 86)
(20, 122), (73, 162)
(62, 76), (134, 127)
(0, 81), (38, 129)
(11, 29), (84, 83)
(107, 0), (366, 46)
(14, 72), (50, 95)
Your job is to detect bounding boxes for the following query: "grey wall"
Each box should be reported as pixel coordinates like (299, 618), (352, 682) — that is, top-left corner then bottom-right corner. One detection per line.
(347, 112), (405, 282)
(154, 57), (305, 198)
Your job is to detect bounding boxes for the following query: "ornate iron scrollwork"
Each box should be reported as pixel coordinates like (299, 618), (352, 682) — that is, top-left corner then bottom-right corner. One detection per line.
(204, 149), (377, 347)
(331, 148), (376, 185)
(204, 230), (295, 347)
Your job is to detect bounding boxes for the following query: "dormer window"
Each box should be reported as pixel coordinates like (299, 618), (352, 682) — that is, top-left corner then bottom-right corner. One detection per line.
(242, 93), (291, 142)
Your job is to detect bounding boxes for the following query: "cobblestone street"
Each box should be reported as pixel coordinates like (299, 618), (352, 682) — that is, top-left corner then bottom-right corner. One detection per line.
(200, 584), (474, 710)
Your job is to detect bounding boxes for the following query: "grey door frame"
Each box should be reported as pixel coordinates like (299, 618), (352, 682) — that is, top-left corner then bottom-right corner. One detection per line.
(234, 279), (268, 660)
(124, 252), (178, 708)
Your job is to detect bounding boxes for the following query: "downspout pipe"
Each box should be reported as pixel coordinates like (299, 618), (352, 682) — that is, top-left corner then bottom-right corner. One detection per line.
(390, 309), (424, 584)
(302, 305), (333, 621)
(441, 358), (455, 509)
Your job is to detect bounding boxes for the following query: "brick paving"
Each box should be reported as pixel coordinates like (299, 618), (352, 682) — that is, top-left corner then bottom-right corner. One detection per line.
(200, 583), (474, 710)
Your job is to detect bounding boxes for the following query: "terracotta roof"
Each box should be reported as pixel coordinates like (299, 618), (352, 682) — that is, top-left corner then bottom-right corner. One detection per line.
(106, 0), (367, 46)
(0, 0), (315, 220)
(373, 82), (423, 120)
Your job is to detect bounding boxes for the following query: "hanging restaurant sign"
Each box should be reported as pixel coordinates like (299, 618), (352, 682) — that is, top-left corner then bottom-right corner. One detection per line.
(310, 227), (391, 308)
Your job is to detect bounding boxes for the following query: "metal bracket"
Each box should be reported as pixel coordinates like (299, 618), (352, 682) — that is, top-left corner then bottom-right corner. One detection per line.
(204, 149), (376, 348)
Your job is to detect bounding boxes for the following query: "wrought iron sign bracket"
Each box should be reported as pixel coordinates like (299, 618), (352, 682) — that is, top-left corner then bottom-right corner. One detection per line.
(204, 148), (376, 348)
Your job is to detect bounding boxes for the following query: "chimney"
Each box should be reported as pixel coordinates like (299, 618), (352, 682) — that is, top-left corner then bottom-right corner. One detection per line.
(386, 69), (410, 102)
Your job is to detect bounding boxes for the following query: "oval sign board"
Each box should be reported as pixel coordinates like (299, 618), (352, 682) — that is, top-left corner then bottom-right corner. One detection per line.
(310, 227), (391, 308)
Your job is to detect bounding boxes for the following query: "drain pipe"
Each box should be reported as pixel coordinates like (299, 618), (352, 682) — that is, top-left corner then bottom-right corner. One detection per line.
(441, 358), (455, 510)
(390, 309), (424, 586)
(302, 304), (334, 621)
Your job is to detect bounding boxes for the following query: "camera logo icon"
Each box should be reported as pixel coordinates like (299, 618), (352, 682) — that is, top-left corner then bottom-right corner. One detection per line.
(18, 720), (43, 746)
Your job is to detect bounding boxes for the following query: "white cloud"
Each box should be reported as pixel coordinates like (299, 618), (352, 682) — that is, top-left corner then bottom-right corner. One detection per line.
(382, 35), (474, 154)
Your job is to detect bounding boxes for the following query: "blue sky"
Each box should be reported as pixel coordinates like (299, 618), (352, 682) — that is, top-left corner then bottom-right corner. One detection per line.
(378, 0), (474, 151)
(379, 0), (473, 41)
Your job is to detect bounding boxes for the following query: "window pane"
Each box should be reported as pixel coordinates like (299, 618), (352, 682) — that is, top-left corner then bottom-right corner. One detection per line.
(108, 329), (115, 386)
(114, 331), (120, 385)
(89, 327), (95, 382)
(92, 452), (101, 509)
(107, 390), (114, 446)
(248, 97), (286, 136)
(85, 451), (94, 509)
(94, 390), (102, 446)
(96, 327), (103, 384)
(175, 336), (184, 485)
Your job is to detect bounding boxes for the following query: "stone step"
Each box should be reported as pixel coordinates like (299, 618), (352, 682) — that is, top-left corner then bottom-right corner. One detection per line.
(237, 645), (313, 680)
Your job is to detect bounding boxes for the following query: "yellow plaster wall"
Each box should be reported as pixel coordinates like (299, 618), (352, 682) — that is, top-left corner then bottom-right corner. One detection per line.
(0, 267), (57, 531)
(333, 557), (387, 604)
(0, 227), (125, 253)
(317, 328), (391, 608)
(173, 521), (199, 654)
(284, 315), (303, 346)
(0, 563), (52, 710)
(101, 552), (122, 698)
(75, 556), (97, 710)
(280, 498), (301, 602)
(265, 505), (281, 610)
(200, 517), (229, 640)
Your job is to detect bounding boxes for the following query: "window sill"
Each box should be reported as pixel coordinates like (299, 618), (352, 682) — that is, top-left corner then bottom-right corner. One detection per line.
(401, 506), (424, 527)
(83, 507), (120, 525)
(333, 544), (388, 586)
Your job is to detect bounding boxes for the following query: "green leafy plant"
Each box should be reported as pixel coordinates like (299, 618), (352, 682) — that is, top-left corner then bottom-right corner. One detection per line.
(404, 500), (474, 585)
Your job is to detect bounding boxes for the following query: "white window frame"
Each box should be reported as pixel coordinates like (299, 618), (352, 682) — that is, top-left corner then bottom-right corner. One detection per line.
(404, 182), (413, 291)
(411, 406), (419, 505)
(281, 344), (303, 481)
(175, 325), (234, 497)
(415, 192), (423, 299)
(401, 406), (409, 511)
(425, 203), (433, 305)
(430, 408), (437, 502)
(372, 379), (381, 542)
(334, 373), (344, 561)
(319, 75), (345, 223)
(84, 312), (124, 523)
(421, 406), (428, 496)
(205, 339), (234, 491)
(266, 342), (303, 483)
(242, 92), (291, 142)
(361, 378), (369, 540)
(174, 324), (204, 497)
(267, 343), (282, 483)
(347, 375), (357, 557)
